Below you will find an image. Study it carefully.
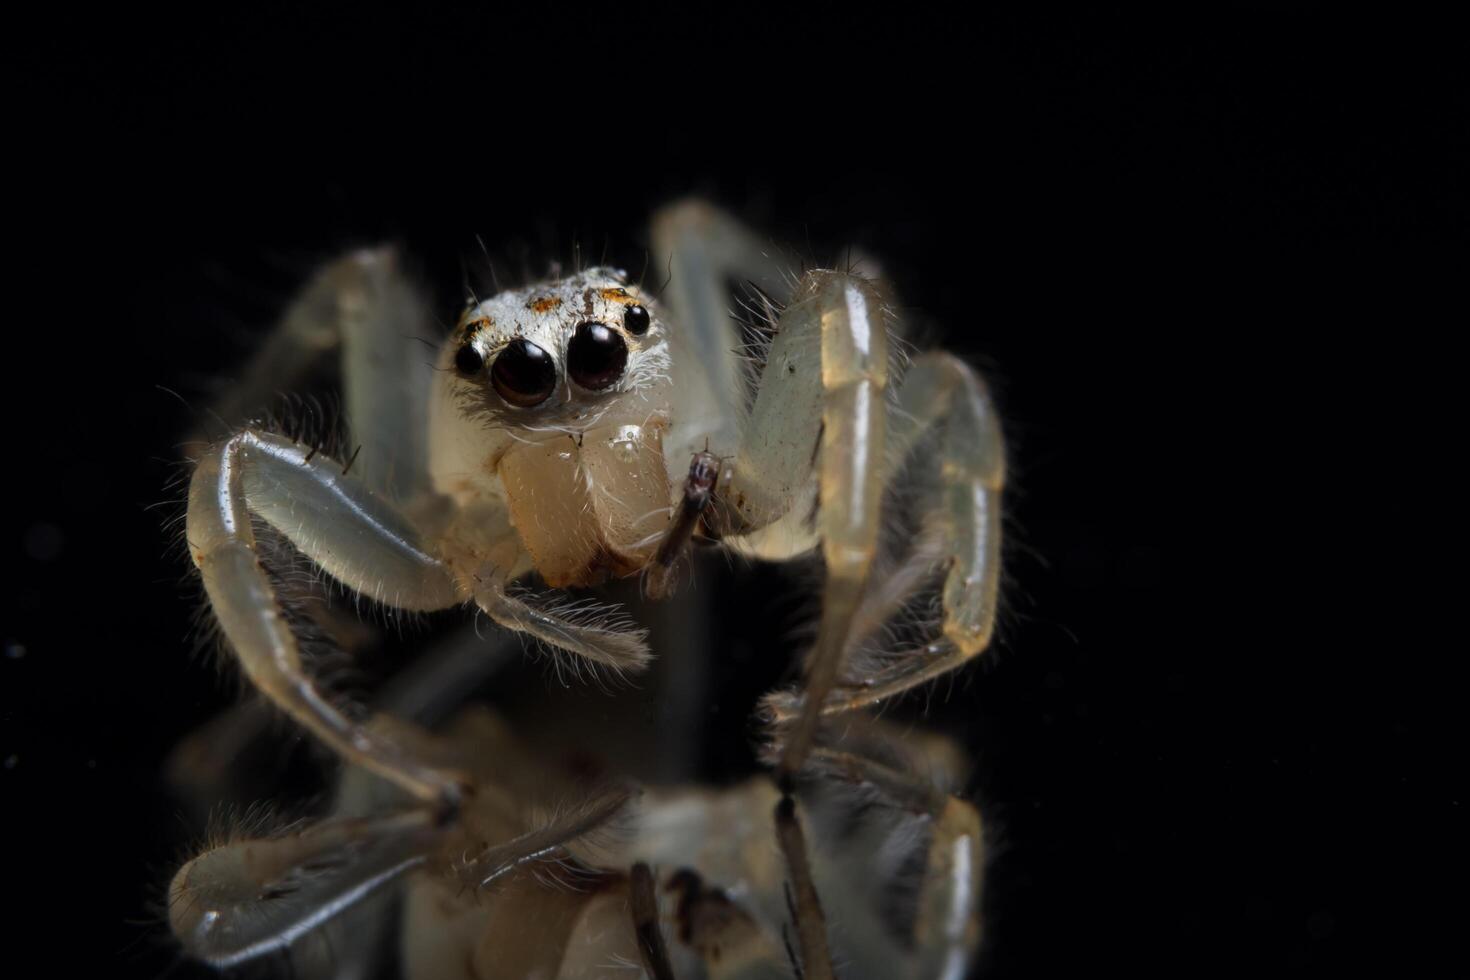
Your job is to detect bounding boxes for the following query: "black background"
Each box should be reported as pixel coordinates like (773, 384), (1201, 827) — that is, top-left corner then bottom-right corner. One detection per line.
(4, 7), (1460, 978)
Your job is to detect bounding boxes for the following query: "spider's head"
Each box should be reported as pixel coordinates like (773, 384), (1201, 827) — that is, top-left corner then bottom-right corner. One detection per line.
(431, 268), (677, 585)
(444, 267), (669, 431)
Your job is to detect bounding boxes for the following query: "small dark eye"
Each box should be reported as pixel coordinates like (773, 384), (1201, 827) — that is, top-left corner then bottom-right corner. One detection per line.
(455, 343), (485, 376)
(623, 304), (651, 335)
(567, 321), (628, 391)
(490, 338), (557, 407)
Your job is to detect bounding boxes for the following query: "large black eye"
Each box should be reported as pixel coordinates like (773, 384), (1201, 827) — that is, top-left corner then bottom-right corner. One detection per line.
(490, 338), (557, 407)
(567, 322), (628, 391)
(623, 304), (651, 335)
(454, 343), (485, 376)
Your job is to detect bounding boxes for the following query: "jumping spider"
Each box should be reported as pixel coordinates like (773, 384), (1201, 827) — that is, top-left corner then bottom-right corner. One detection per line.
(168, 201), (1005, 978)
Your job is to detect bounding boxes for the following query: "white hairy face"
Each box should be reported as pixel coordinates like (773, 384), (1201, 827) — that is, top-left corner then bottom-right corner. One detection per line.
(442, 267), (671, 434)
(427, 268), (678, 587)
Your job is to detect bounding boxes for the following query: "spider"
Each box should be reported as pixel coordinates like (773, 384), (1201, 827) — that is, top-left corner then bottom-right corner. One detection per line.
(169, 201), (1005, 978)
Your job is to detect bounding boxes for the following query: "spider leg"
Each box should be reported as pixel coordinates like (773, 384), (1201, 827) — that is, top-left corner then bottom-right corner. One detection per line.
(682, 262), (996, 972)
(644, 450), (721, 600)
(888, 352), (1005, 653)
(188, 428), (467, 807)
(453, 783), (639, 892)
(915, 797), (985, 980)
(168, 809), (442, 968)
(700, 269), (893, 780)
(203, 247), (440, 502)
(775, 795), (836, 980)
(664, 269), (892, 968)
(790, 716), (986, 978)
(629, 862), (677, 980)
(785, 352), (1006, 719)
(473, 578), (652, 675)
(651, 199), (796, 464)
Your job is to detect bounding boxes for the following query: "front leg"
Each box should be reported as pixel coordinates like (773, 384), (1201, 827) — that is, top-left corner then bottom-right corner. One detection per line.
(188, 429), (465, 807)
(819, 352), (1006, 717)
(762, 351), (1006, 727)
(202, 248), (440, 502)
(708, 270), (893, 781)
(651, 199), (797, 461)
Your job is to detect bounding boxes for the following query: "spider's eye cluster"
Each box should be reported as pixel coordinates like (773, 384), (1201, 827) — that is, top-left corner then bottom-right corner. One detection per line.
(490, 338), (558, 407)
(568, 322), (628, 390)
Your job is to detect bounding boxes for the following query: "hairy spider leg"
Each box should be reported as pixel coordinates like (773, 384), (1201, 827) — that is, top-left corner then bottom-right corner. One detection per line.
(168, 809), (442, 967)
(652, 198), (797, 463)
(775, 795), (836, 980)
(629, 861), (677, 980)
(792, 715), (987, 980)
(188, 429), (467, 806)
(203, 247), (440, 503)
(773, 352), (1006, 721)
(189, 427), (654, 808)
(696, 270), (893, 781)
(643, 450), (721, 600)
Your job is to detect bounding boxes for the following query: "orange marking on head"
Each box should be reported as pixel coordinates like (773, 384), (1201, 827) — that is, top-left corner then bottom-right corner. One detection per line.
(528, 297), (563, 313)
(458, 317), (493, 344)
(599, 287), (639, 305)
